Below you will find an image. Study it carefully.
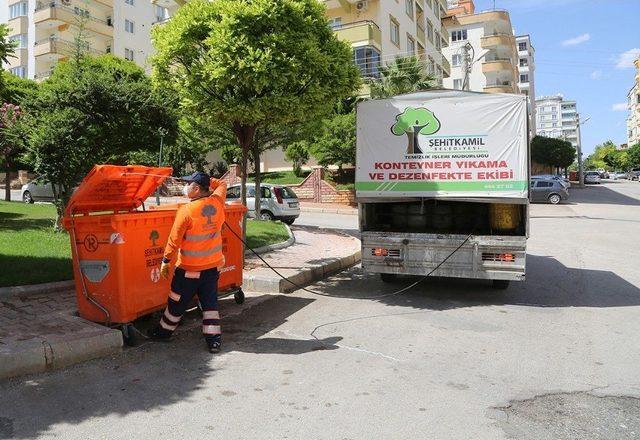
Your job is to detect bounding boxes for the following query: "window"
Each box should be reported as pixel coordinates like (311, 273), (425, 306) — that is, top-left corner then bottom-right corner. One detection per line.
(435, 31), (441, 50)
(9, 2), (28, 19)
(154, 5), (168, 22)
(390, 17), (400, 46)
(520, 74), (529, 83)
(125, 0), (134, 4)
(407, 35), (416, 55)
(261, 187), (272, 199)
(518, 42), (527, 51)
(125, 19), (134, 33)
(328, 17), (342, 29)
(226, 187), (240, 199)
(124, 48), (134, 61)
(452, 54), (462, 67)
(426, 19), (434, 43)
(417, 41), (425, 60)
(453, 79), (462, 90)
(435, 4), (441, 19)
(519, 58), (528, 67)
(9, 34), (27, 50)
(551, 114), (557, 120)
(405, 0), (414, 18)
(9, 66), (27, 78)
(353, 46), (381, 78)
(428, 56), (435, 75)
(451, 29), (467, 42)
(425, 0), (433, 10)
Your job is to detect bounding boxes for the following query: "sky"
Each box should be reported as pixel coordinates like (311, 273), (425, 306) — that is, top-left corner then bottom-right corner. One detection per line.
(475, 0), (640, 155)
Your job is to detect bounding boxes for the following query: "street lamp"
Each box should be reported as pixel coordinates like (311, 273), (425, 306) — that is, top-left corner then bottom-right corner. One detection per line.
(155, 127), (168, 206)
(576, 116), (590, 188)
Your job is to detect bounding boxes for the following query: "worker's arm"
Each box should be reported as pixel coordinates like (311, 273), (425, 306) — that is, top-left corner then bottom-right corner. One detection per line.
(210, 178), (227, 203)
(162, 207), (192, 264)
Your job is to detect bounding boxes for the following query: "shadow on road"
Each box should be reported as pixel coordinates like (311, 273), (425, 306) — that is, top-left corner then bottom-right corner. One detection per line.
(306, 254), (640, 310)
(0, 295), (337, 439)
(568, 185), (640, 206)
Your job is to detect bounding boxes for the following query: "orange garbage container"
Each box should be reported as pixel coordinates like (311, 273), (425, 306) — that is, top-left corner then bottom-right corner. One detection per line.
(63, 165), (247, 328)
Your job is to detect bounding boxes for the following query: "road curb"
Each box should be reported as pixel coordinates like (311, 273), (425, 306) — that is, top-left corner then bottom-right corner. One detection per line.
(244, 223), (295, 256)
(242, 243), (361, 294)
(300, 206), (357, 215)
(0, 312), (122, 381)
(0, 280), (75, 300)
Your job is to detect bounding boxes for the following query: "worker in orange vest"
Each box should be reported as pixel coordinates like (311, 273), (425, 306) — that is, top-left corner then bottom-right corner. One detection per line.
(149, 172), (227, 353)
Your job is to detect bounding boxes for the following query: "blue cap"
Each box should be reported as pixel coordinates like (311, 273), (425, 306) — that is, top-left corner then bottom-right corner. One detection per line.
(181, 172), (210, 189)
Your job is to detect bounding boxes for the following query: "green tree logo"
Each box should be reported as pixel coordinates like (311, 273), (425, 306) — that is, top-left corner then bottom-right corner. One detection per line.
(391, 107), (441, 154)
(149, 230), (160, 246)
(201, 205), (217, 224)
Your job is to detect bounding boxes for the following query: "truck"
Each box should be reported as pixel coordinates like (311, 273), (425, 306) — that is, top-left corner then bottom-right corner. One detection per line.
(356, 90), (529, 289)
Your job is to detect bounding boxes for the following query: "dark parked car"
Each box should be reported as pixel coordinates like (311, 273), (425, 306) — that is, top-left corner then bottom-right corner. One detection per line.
(530, 179), (569, 204)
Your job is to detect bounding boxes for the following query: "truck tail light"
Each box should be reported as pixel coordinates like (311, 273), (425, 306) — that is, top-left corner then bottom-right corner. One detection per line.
(482, 252), (515, 262)
(274, 187), (284, 204)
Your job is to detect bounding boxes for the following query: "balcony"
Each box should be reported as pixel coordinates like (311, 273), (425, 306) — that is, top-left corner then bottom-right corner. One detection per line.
(34, 69), (55, 81)
(151, 0), (186, 8)
(441, 57), (451, 78)
(34, 37), (104, 60)
(8, 16), (28, 35)
(480, 33), (514, 49)
(482, 58), (514, 73)
(333, 21), (381, 50)
(484, 81), (516, 93)
(34, 3), (113, 38)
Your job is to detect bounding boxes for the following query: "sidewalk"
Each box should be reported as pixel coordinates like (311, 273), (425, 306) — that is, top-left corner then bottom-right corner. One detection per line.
(243, 226), (361, 293)
(0, 228), (361, 380)
(299, 202), (357, 215)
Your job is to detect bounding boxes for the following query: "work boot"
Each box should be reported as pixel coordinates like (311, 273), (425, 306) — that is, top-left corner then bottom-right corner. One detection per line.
(147, 326), (172, 342)
(206, 336), (222, 354)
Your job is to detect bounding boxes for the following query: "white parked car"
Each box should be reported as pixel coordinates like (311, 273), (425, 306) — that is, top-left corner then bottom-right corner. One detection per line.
(584, 171), (601, 184)
(21, 176), (55, 203)
(226, 183), (300, 224)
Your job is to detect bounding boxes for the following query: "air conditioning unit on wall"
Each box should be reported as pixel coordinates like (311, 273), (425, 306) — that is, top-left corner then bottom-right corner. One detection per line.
(355, 1), (369, 12)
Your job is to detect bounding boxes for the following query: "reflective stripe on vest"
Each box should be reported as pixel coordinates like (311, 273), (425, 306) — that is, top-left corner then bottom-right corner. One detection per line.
(180, 245), (223, 258)
(184, 232), (219, 242)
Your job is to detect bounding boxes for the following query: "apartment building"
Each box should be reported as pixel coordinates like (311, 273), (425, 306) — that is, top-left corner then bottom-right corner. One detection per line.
(535, 94), (582, 153)
(516, 34), (535, 137)
(324, 0), (450, 83)
(627, 57), (640, 147)
(1, 0), (169, 80)
(441, 0), (519, 95)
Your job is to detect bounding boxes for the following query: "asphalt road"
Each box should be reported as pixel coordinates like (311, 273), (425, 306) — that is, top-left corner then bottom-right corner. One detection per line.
(1, 181), (640, 439)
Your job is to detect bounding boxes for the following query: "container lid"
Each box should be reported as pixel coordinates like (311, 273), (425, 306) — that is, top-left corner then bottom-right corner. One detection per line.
(65, 165), (173, 216)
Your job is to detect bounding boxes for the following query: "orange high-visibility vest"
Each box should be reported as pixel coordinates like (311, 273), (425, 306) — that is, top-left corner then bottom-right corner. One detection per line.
(164, 195), (226, 272)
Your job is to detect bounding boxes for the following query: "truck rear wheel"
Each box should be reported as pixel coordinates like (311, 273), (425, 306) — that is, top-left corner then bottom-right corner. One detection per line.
(380, 273), (397, 283)
(492, 279), (510, 290)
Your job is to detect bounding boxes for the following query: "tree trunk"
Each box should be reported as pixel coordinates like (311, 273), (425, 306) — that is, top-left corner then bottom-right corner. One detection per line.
(4, 168), (10, 202)
(253, 142), (262, 221)
(232, 123), (256, 248)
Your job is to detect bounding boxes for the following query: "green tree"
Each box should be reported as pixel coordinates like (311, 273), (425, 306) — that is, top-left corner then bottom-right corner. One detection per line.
(285, 141), (310, 177)
(585, 140), (617, 170)
(627, 143), (640, 168)
(369, 56), (436, 99)
(531, 136), (576, 172)
(0, 104), (22, 201)
(0, 72), (38, 106)
(309, 112), (356, 171)
(603, 149), (629, 171)
(24, 55), (178, 229)
(151, 0), (360, 225)
(0, 24), (17, 96)
(391, 107), (441, 154)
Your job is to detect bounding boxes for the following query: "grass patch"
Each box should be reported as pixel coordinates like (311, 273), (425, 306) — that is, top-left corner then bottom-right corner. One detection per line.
(0, 201), (72, 287)
(0, 201), (290, 287)
(245, 219), (290, 249)
(248, 170), (309, 185)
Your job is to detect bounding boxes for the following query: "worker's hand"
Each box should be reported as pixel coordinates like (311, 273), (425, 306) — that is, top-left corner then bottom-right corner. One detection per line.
(160, 262), (171, 279)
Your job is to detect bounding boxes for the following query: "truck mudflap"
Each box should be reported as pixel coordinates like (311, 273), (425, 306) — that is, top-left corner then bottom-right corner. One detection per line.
(361, 232), (526, 281)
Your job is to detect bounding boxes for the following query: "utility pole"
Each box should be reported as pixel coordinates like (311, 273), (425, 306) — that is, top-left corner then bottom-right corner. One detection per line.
(155, 127), (168, 206)
(462, 43), (472, 91)
(576, 115), (590, 189)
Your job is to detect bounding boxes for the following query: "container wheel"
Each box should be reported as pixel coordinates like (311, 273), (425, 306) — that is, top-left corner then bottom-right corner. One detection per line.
(234, 289), (245, 305)
(121, 323), (139, 347)
(492, 280), (510, 290)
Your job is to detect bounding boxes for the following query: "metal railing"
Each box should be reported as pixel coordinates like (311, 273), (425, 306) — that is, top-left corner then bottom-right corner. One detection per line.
(34, 36), (105, 55)
(332, 20), (381, 32)
(34, 69), (55, 79)
(35, 2), (112, 26)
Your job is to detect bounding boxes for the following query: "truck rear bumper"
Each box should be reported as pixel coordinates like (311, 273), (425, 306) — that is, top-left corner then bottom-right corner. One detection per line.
(361, 232), (526, 281)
